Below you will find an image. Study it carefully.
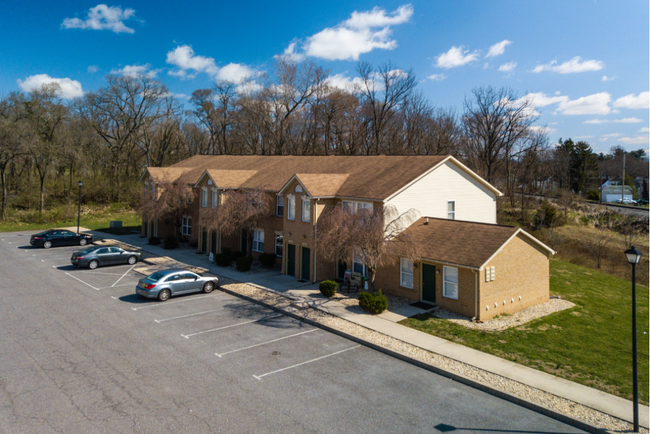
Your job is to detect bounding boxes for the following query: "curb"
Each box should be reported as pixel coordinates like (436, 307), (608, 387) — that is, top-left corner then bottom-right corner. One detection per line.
(215, 285), (610, 434)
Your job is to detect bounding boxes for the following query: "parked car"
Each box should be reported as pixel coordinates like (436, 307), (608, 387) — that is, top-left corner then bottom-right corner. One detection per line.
(616, 198), (637, 205)
(135, 268), (219, 301)
(30, 229), (93, 248)
(71, 246), (141, 269)
(636, 199), (648, 206)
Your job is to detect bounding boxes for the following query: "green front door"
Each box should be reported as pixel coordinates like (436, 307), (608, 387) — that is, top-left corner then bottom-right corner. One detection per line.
(301, 247), (311, 281)
(210, 231), (217, 255)
(422, 263), (436, 304)
(201, 229), (207, 253)
(287, 244), (296, 277)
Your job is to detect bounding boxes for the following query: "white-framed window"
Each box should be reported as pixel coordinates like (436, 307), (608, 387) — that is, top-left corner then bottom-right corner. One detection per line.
(211, 189), (217, 208)
(447, 201), (455, 220)
(342, 200), (373, 213)
(287, 194), (295, 220)
(302, 199), (311, 222)
(201, 188), (208, 207)
(485, 266), (495, 282)
(182, 216), (192, 236)
(353, 253), (367, 277)
(443, 266), (459, 299)
(252, 228), (265, 252)
(276, 196), (284, 217)
(400, 258), (414, 289)
(275, 233), (283, 257)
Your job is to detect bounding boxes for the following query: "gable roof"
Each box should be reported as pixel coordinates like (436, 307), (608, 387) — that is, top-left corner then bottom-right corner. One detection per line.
(194, 169), (259, 189)
(140, 167), (187, 184)
(278, 173), (351, 197)
(404, 217), (554, 269)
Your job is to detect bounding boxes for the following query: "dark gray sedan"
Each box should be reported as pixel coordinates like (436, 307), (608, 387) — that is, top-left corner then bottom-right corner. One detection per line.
(71, 246), (141, 269)
(135, 268), (219, 301)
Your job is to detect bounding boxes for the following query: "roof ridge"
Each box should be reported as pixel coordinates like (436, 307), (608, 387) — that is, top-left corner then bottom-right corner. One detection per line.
(421, 216), (517, 230)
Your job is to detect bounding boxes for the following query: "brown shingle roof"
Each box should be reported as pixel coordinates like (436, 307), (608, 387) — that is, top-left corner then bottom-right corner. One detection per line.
(153, 155), (449, 200)
(145, 167), (187, 184)
(292, 173), (350, 197)
(406, 217), (524, 268)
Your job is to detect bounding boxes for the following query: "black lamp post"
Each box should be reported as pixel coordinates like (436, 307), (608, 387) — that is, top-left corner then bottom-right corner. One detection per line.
(77, 181), (83, 235)
(624, 245), (642, 432)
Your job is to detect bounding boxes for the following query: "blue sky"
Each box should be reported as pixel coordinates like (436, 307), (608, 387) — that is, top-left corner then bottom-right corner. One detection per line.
(1, 0), (648, 153)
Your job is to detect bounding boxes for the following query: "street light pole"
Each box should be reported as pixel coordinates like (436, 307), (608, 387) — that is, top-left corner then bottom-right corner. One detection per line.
(77, 181), (83, 234)
(624, 245), (642, 432)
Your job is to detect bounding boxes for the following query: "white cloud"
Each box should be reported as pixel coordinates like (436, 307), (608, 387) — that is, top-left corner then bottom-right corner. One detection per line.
(278, 42), (305, 62)
(304, 5), (412, 61)
(427, 73), (446, 81)
(498, 61), (517, 72)
(584, 117), (643, 124)
(486, 40), (511, 58)
(639, 127), (650, 133)
(111, 64), (159, 78)
(17, 74), (84, 99)
(62, 5), (137, 34)
(584, 119), (608, 124)
(601, 75), (615, 81)
(603, 133), (623, 138)
(166, 45), (219, 78)
(529, 126), (556, 134)
(557, 92), (611, 115)
(618, 136), (649, 145)
(613, 91), (649, 109)
(215, 63), (255, 82)
(532, 56), (603, 74)
(435, 46), (479, 69)
(599, 138), (609, 142)
(87, 65), (99, 73)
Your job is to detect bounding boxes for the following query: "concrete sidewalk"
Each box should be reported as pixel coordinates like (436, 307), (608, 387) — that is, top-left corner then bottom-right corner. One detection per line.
(95, 230), (649, 429)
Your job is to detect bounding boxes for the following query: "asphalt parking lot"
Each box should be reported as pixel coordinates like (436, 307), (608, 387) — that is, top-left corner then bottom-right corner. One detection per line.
(0, 231), (588, 433)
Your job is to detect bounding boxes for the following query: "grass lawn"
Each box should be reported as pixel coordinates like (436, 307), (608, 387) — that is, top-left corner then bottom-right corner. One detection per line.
(400, 257), (649, 404)
(0, 207), (141, 233)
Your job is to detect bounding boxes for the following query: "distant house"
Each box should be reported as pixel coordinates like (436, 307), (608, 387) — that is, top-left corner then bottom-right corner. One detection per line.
(601, 184), (634, 202)
(140, 154), (553, 320)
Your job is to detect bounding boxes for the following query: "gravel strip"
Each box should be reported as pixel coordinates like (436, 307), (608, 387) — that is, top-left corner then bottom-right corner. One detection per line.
(433, 299), (576, 331)
(217, 280), (645, 433)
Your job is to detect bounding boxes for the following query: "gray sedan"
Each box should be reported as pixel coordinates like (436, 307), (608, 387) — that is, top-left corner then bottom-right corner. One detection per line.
(71, 246), (141, 269)
(135, 268), (219, 301)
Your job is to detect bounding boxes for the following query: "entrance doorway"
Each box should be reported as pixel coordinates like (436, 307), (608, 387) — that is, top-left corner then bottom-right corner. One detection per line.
(422, 263), (436, 304)
(301, 247), (311, 281)
(210, 231), (217, 255)
(287, 244), (296, 277)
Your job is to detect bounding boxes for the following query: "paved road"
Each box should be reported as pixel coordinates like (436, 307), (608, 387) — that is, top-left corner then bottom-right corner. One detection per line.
(0, 231), (587, 433)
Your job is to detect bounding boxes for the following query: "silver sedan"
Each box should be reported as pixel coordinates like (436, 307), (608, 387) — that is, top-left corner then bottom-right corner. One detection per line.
(135, 268), (219, 301)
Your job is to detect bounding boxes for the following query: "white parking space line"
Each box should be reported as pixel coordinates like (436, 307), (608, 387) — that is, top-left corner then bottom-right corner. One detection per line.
(130, 294), (221, 311)
(215, 329), (318, 358)
(181, 314), (283, 339)
(112, 265), (136, 287)
(64, 272), (100, 291)
(98, 283), (135, 290)
(154, 308), (222, 323)
(78, 270), (130, 276)
(252, 345), (361, 381)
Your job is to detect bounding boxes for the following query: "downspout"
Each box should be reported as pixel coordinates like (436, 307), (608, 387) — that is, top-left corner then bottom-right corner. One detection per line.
(313, 198), (318, 283)
(473, 270), (479, 320)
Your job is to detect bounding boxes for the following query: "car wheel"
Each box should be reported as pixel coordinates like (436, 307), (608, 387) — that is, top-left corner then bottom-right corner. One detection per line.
(127, 256), (137, 265)
(203, 282), (214, 293)
(79, 238), (87, 246)
(158, 289), (171, 301)
(43, 241), (52, 249)
(88, 260), (99, 270)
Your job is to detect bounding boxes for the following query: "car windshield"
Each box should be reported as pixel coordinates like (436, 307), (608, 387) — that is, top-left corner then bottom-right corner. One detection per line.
(146, 272), (167, 282)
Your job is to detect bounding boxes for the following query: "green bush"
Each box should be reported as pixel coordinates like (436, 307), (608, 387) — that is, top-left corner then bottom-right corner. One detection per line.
(236, 256), (254, 272)
(586, 190), (600, 201)
(214, 253), (232, 267)
(319, 280), (338, 298)
(534, 200), (562, 229)
(358, 290), (388, 314)
(258, 253), (277, 267)
(148, 236), (160, 245)
(231, 250), (246, 261)
(163, 236), (179, 250)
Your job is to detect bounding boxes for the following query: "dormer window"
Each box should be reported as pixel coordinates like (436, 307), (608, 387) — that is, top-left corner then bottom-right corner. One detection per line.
(287, 194), (295, 220)
(201, 188), (208, 207)
(276, 196), (284, 217)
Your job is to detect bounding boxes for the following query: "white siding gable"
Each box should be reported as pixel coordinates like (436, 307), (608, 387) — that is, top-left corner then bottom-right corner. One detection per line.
(385, 160), (497, 224)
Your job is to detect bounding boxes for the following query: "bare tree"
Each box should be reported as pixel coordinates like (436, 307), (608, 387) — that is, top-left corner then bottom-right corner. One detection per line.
(139, 173), (193, 241)
(0, 93), (28, 219)
(317, 204), (422, 291)
(201, 188), (272, 256)
(583, 210), (614, 269)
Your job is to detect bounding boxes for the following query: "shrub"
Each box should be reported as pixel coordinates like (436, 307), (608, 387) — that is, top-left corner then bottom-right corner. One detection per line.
(231, 250), (246, 261)
(319, 280), (338, 298)
(358, 290), (388, 314)
(534, 200), (562, 229)
(258, 253), (277, 267)
(236, 255), (253, 272)
(148, 236), (160, 245)
(586, 190), (600, 201)
(214, 253), (232, 267)
(163, 236), (179, 250)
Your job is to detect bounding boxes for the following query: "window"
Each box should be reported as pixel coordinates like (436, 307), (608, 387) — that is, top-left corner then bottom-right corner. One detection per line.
(145, 183), (149, 191)
(182, 216), (192, 236)
(287, 194), (295, 220)
(201, 188), (208, 207)
(302, 199), (311, 222)
(400, 258), (414, 289)
(252, 229), (265, 252)
(275, 233), (283, 257)
(447, 201), (455, 220)
(342, 200), (372, 213)
(443, 266), (459, 299)
(276, 196), (284, 217)
(151, 183), (155, 192)
(353, 253), (367, 277)
(485, 266), (495, 282)
(212, 189), (218, 208)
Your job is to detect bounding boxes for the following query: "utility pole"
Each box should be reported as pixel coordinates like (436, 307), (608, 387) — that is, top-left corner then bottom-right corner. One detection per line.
(622, 153), (626, 203)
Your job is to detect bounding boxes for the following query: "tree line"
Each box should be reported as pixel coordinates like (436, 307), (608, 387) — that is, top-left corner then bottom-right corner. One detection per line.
(1, 55), (647, 220)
